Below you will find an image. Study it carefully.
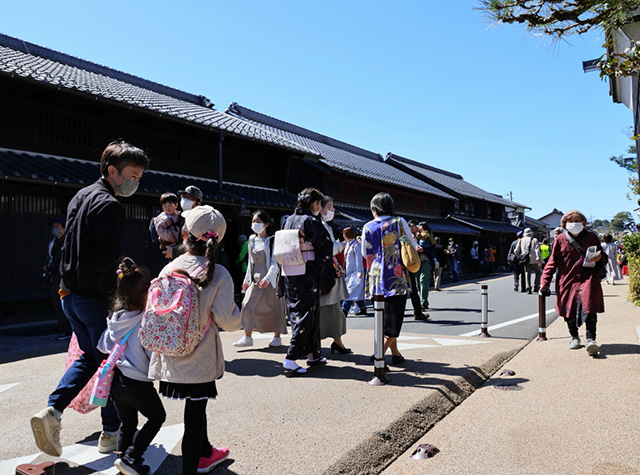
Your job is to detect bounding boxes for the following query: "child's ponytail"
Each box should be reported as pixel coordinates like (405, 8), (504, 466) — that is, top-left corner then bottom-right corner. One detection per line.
(111, 257), (151, 312)
(184, 232), (219, 289)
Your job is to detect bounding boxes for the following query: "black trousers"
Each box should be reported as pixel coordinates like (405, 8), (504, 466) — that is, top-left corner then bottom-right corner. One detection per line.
(110, 368), (166, 463)
(408, 271), (422, 316)
(182, 398), (213, 475)
(566, 313), (597, 341)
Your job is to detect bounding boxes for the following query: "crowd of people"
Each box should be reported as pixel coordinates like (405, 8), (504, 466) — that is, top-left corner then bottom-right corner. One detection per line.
(33, 141), (623, 475)
(31, 141), (446, 475)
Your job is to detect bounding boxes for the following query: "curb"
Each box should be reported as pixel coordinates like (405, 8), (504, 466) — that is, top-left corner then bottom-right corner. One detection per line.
(322, 346), (523, 475)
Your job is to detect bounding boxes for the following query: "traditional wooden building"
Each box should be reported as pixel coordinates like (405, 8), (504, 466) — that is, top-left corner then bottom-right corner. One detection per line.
(0, 34), (323, 304)
(385, 153), (525, 269)
(0, 33), (528, 309)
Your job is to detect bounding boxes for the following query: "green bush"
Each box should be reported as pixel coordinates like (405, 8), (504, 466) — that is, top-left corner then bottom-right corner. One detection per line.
(622, 233), (640, 305)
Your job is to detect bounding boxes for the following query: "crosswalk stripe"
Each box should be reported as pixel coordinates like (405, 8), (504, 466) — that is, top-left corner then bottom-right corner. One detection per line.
(0, 423), (183, 475)
(458, 309), (556, 337)
(0, 382), (20, 394)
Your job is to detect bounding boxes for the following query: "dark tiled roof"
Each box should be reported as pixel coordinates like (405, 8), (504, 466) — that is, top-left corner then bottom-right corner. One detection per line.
(0, 34), (318, 157)
(446, 215), (523, 234)
(0, 148), (298, 209)
(226, 103), (455, 200)
(334, 203), (475, 234)
(385, 153), (528, 209)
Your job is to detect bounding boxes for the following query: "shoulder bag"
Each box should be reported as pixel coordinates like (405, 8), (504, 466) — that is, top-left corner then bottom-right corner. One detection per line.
(397, 218), (421, 273)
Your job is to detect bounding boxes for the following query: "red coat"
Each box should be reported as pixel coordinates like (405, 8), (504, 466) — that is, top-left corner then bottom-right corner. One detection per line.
(540, 231), (607, 319)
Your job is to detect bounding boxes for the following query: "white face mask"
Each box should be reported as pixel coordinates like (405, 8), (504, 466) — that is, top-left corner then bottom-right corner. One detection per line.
(566, 222), (584, 235)
(180, 197), (195, 211)
(251, 222), (265, 234)
(322, 210), (334, 222)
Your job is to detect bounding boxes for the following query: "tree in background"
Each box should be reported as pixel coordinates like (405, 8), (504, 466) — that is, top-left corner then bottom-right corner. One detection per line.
(611, 211), (634, 230)
(610, 127), (640, 199)
(478, 0), (640, 77)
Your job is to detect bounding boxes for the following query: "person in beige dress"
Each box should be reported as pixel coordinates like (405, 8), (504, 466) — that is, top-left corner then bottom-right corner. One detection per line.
(317, 197), (351, 354)
(234, 210), (287, 348)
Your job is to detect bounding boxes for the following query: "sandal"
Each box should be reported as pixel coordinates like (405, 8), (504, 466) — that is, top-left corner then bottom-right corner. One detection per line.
(306, 357), (327, 367)
(284, 366), (307, 377)
(391, 355), (405, 364)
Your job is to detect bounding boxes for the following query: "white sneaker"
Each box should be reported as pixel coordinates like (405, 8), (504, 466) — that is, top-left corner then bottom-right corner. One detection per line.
(233, 336), (253, 347)
(268, 336), (282, 347)
(586, 339), (600, 355)
(30, 407), (62, 456)
(568, 338), (581, 350)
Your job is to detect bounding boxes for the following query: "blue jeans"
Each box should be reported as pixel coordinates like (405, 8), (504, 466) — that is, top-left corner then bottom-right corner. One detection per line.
(49, 294), (120, 432)
(341, 300), (366, 313)
(450, 258), (459, 281)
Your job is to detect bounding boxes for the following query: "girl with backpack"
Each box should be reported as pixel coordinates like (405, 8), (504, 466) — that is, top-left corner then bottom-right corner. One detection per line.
(97, 257), (166, 475)
(233, 209), (287, 348)
(148, 205), (241, 474)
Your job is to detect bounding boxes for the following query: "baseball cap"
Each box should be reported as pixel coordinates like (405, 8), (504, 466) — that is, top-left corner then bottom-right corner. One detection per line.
(178, 185), (204, 203)
(183, 205), (226, 242)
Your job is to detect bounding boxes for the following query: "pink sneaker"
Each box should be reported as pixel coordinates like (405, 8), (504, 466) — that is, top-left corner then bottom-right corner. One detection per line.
(197, 446), (229, 473)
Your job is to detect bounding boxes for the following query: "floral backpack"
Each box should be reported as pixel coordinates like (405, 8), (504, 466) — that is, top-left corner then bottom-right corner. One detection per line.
(140, 265), (210, 357)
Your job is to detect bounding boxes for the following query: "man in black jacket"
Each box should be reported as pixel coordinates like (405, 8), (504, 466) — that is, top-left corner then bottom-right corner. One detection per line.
(30, 141), (149, 457)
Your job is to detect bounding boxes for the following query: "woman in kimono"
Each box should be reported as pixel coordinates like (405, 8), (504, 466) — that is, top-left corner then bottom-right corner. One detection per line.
(317, 197), (351, 354)
(234, 209), (287, 348)
(341, 227), (367, 316)
(362, 192), (418, 365)
(601, 233), (622, 285)
(281, 188), (335, 377)
(540, 210), (606, 356)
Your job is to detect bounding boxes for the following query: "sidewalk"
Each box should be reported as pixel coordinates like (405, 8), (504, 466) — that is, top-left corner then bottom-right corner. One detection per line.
(2, 279), (636, 474)
(383, 279), (640, 475)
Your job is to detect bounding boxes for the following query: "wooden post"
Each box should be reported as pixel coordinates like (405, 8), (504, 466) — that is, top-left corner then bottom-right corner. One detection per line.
(537, 292), (547, 341)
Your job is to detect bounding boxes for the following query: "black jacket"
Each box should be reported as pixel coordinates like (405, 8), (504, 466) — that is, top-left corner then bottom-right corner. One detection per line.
(60, 178), (125, 300)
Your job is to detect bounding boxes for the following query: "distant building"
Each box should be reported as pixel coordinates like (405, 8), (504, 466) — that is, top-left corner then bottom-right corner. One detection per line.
(538, 208), (564, 230)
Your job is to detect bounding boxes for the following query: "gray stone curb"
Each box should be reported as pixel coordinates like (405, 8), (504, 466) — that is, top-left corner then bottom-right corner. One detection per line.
(322, 347), (523, 475)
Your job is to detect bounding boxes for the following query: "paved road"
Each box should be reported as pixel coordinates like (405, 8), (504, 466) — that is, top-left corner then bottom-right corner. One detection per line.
(347, 274), (559, 340)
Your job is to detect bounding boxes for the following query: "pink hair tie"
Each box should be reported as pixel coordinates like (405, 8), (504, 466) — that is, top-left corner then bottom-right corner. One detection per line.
(116, 269), (123, 279)
(198, 231), (218, 242)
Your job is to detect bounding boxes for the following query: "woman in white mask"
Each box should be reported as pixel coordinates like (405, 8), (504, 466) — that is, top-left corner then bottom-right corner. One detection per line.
(233, 210), (287, 348)
(317, 197), (351, 354)
(540, 210), (606, 356)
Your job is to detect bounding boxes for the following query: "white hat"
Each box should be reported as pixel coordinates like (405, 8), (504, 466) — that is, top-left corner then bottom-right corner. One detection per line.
(183, 205), (226, 242)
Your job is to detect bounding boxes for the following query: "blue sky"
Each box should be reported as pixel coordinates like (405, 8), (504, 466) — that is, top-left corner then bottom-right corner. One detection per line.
(2, 1), (635, 221)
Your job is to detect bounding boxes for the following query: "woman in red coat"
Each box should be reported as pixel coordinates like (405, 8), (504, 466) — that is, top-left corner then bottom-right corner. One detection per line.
(540, 210), (607, 356)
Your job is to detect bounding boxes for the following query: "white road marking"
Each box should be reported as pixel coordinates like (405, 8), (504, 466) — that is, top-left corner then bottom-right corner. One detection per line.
(0, 382), (20, 394)
(0, 453), (40, 473)
(0, 423), (183, 475)
(397, 343), (440, 351)
(458, 309), (556, 337)
(433, 338), (491, 347)
(397, 336), (430, 341)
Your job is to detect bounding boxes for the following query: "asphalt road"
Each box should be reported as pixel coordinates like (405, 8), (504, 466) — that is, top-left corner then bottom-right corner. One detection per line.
(346, 273), (559, 340)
